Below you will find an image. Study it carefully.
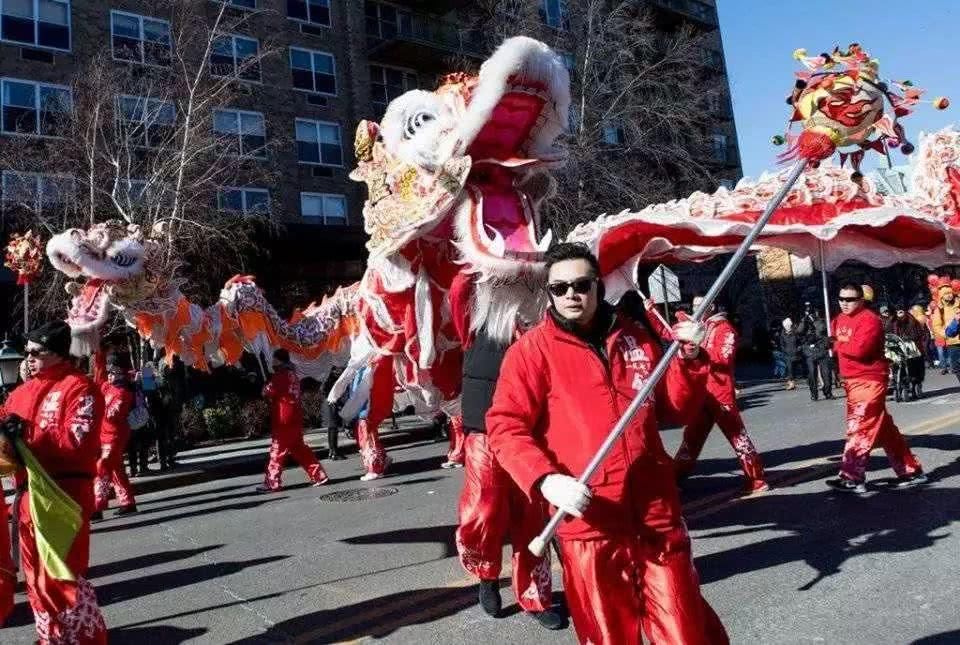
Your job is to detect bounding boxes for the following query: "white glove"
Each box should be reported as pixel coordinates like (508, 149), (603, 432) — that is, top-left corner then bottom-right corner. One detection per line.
(540, 474), (592, 518)
(672, 320), (706, 346)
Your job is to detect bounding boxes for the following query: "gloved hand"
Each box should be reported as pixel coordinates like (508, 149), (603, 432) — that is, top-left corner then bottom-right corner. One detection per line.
(540, 473), (592, 518)
(673, 320), (706, 359)
(0, 414), (24, 441)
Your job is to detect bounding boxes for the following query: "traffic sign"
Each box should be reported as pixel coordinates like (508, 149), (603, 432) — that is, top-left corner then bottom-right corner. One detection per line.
(648, 264), (680, 304)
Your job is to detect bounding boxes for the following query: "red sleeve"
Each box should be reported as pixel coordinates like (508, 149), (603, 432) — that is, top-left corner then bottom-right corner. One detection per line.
(656, 352), (710, 426)
(644, 302), (673, 341)
(705, 321), (737, 369)
(104, 388), (133, 423)
(92, 351), (107, 385)
(838, 314), (883, 360)
(485, 337), (560, 498)
(263, 371), (281, 399)
(61, 380), (103, 453)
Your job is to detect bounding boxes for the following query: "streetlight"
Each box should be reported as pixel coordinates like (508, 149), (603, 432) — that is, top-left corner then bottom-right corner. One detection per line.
(0, 337), (24, 393)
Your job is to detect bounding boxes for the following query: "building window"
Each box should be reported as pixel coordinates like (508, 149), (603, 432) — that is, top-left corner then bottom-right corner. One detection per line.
(300, 192), (346, 224)
(365, 2), (412, 39)
(559, 51), (576, 74)
(296, 118), (342, 166)
(1, 170), (73, 210)
(218, 187), (270, 215)
(213, 108), (266, 158)
(290, 47), (336, 95)
(211, 34), (260, 82)
(1, 78), (71, 136)
(369, 64), (416, 111)
(711, 133), (728, 162)
(110, 11), (170, 66)
(718, 178), (735, 190)
(116, 95), (175, 148)
(0, 0), (70, 51)
(288, 0), (329, 26)
(541, 0), (568, 30)
(602, 123), (625, 145)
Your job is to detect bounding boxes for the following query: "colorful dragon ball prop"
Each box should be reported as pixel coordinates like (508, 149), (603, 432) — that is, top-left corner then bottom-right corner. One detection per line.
(4, 230), (44, 285)
(776, 43), (948, 173)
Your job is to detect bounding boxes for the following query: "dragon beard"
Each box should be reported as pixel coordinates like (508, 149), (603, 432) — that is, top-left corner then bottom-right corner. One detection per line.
(470, 273), (546, 344)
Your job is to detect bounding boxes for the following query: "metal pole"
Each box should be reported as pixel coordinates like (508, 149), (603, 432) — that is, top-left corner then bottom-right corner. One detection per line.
(529, 159), (808, 556)
(818, 241), (835, 393)
(659, 265), (670, 322)
(23, 283), (29, 334)
(637, 287), (671, 330)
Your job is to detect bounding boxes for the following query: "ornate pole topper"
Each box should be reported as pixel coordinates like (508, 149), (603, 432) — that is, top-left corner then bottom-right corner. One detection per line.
(4, 230), (44, 333)
(530, 42), (946, 556)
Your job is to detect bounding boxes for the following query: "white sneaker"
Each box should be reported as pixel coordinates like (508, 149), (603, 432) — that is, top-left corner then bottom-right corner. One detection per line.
(440, 460), (463, 469)
(360, 471), (383, 482)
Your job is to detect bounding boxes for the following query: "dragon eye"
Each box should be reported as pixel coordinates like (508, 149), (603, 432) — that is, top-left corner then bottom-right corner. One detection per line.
(111, 253), (136, 268)
(404, 111), (435, 139)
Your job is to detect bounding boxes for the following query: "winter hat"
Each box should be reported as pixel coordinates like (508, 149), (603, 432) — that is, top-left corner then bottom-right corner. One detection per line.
(782, 318), (793, 331)
(26, 320), (72, 358)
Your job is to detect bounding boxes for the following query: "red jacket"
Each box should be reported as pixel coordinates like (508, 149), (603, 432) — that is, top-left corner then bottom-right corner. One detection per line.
(832, 307), (888, 381)
(486, 312), (709, 540)
(0, 363), (103, 511)
(700, 313), (738, 405)
(99, 382), (133, 446)
(264, 366), (303, 437)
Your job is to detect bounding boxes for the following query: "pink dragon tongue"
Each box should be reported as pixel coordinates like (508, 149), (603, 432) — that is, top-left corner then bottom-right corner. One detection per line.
(68, 280), (108, 326)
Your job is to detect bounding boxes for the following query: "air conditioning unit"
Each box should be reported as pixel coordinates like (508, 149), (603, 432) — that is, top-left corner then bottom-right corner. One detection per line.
(306, 94), (328, 107)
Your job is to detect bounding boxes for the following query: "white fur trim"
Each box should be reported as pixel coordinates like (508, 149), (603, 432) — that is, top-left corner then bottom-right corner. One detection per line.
(415, 267), (435, 369)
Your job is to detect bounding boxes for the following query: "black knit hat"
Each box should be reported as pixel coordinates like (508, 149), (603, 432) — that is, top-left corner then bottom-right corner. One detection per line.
(26, 320), (73, 358)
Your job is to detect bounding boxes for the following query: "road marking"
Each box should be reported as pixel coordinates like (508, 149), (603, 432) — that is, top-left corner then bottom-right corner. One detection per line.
(319, 408), (960, 643)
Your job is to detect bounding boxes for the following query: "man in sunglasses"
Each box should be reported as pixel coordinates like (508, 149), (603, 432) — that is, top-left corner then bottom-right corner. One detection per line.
(828, 284), (926, 494)
(487, 243), (728, 645)
(0, 320), (108, 642)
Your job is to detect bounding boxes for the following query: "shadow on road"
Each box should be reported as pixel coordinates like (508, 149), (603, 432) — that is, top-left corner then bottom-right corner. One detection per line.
(341, 523), (458, 558)
(912, 630), (960, 644)
(111, 625), (207, 644)
(88, 545), (224, 580)
(692, 457), (960, 591)
(138, 482), (255, 505)
(92, 498), (288, 534)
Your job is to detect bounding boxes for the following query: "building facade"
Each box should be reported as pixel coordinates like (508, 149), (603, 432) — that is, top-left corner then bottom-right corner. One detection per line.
(0, 0), (742, 332)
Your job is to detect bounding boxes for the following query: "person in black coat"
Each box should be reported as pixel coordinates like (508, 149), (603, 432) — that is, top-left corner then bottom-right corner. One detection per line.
(797, 306), (833, 401)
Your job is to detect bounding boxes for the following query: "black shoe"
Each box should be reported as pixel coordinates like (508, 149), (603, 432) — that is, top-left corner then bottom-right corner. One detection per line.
(90, 511), (103, 522)
(329, 452), (346, 461)
(255, 485), (281, 494)
(116, 504), (138, 516)
(478, 580), (502, 617)
(824, 391), (834, 400)
(941, 368), (949, 375)
(892, 473), (928, 489)
(530, 608), (567, 630)
(826, 477), (867, 494)
(810, 394), (819, 401)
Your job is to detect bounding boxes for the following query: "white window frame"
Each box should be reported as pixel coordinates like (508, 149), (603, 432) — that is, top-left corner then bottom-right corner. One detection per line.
(295, 118), (343, 167)
(217, 0), (257, 9)
(0, 77), (72, 138)
(369, 63), (417, 110)
(289, 46), (337, 96)
(300, 191), (347, 224)
(0, 0), (71, 51)
(210, 33), (262, 83)
(287, 0), (331, 27)
(218, 186), (270, 215)
(366, 2), (412, 39)
(711, 133), (729, 162)
(213, 108), (267, 159)
(602, 123), (625, 145)
(541, 0), (568, 30)
(115, 94), (176, 149)
(109, 10), (171, 67)
(1, 169), (74, 210)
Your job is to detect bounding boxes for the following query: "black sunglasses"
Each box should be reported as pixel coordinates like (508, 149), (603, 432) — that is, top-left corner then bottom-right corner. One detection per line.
(838, 296), (862, 303)
(24, 349), (50, 357)
(547, 277), (596, 298)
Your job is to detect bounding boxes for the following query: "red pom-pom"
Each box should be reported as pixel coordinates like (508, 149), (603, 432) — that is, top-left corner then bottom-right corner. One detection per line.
(928, 274), (940, 287)
(795, 130), (837, 162)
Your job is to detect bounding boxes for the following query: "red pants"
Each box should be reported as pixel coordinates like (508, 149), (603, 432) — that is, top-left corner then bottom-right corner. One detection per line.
(357, 420), (387, 475)
(94, 442), (135, 511)
(264, 436), (328, 490)
(455, 433), (551, 613)
(446, 415), (465, 464)
(840, 379), (922, 482)
(675, 396), (765, 483)
(558, 531), (728, 645)
(18, 491), (107, 644)
(0, 496), (14, 626)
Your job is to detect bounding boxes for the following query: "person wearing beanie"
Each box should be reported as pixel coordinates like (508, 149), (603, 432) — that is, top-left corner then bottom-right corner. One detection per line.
(781, 317), (799, 390)
(91, 355), (138, 520)
(256, 348), (329, 492)
(0, 319), (108, 642)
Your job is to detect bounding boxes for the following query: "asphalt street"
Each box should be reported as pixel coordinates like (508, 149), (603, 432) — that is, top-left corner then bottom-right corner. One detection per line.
(5, 372), (960, 644)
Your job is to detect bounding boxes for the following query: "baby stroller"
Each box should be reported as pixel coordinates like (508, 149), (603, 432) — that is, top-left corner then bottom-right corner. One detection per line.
(885, 334), (924, 401)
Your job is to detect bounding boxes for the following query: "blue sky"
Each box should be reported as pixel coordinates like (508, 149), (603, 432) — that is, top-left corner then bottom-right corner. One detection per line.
(717, 0), (959, 178)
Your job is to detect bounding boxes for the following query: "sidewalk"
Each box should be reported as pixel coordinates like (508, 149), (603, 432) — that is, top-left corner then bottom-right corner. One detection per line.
(3, 416), (441, 498)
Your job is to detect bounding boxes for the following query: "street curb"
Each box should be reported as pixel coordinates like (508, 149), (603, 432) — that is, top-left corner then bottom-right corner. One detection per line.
(131, 424), (441, 495)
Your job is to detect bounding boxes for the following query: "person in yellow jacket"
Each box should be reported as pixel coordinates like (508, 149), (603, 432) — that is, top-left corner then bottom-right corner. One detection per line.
(930, 281), (960, 382)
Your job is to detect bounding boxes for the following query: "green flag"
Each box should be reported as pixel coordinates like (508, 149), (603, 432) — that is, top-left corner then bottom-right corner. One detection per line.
(15, 438), (82, 581)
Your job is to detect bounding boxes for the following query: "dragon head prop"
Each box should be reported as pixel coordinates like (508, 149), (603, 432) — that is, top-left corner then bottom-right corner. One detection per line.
(46, 220), (175, 354)
(350, 36), (569, 280)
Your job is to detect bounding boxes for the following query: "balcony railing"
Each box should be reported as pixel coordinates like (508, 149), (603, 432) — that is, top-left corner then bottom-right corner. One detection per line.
(647, 0), (718, 27)
(366, 3), (484, 58)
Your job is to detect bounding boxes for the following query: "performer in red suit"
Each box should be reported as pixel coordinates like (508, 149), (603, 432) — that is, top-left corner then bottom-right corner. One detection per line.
(92, 355), (137, 519)
(487, 244), (728, 645)
(0, 320), (107, 644)
(441, 414), (466, 469)
(666, 296), (768, 493)
(0, 495), (13, 627)
(827, 284), (927, 493)
(257, 349), (329, 492)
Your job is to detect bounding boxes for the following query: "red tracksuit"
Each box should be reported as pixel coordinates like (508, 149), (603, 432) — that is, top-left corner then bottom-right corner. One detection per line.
(94, 381), (136, 511)
(1, 363), (107, 644)
(833, 308), (923, 482)
(673, 313), (766, 487)
(263, 366), (328, 489)
(446, 415), (465, 465)
(487, 312), (728, 645)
